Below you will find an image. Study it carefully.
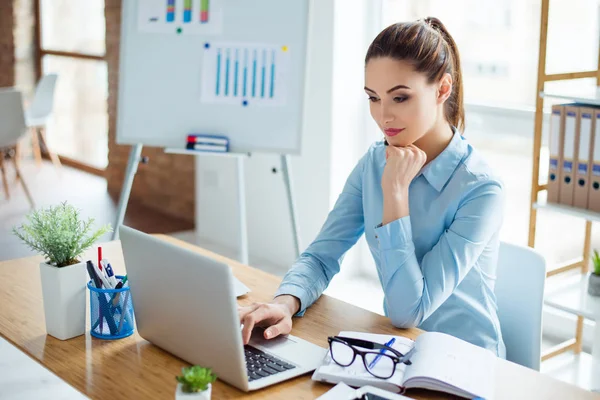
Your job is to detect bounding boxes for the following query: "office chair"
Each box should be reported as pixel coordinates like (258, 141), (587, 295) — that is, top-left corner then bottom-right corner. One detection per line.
(495, 241), (547, 370)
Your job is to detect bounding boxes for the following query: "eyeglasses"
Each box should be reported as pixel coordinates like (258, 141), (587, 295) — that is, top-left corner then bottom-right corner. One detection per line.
(327, 336), (414, 380)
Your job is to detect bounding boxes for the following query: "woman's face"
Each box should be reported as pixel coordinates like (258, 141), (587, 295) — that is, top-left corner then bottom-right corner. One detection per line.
(364, 57), (448, 147)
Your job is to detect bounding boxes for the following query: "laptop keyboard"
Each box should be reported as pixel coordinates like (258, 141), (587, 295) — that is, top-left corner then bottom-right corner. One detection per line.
(244, 345), (296, 381)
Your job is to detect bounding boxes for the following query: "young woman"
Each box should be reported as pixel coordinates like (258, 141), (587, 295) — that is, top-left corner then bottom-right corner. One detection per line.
(239, 17), (506, 358)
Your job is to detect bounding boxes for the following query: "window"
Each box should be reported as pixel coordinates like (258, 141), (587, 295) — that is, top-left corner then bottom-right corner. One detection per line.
(381, 0), (600, 109)
(37, 0), (108, 170)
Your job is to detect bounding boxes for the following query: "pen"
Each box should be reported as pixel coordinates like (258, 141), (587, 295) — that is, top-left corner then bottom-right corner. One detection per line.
(94, 261), (112, 289)
(117, 290), (131, 334)
(102, 260), (118, 288)
(111, 275), (128, 306)
(368, 337), (396, 369)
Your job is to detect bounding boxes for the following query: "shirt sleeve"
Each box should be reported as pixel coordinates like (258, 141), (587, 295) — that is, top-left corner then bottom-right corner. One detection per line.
(374, 178), (504, 328)
(274, 152), (368, 316)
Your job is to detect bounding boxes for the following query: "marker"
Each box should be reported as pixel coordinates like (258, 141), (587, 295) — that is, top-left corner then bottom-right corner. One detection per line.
(87, 260), (104, 333)
(86, 260), (102, 288)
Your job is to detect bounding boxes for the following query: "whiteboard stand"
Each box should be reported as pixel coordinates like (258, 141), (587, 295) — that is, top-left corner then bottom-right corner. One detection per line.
(164, 148), (302, 264)
(113, 146), (302, 265)
(112, 143), (144, 241)
(280, 154), (302, 260)
(234, 153), (249, 265)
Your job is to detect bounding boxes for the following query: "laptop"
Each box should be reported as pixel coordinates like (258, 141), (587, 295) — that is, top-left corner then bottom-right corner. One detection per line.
(119, 226), (327, 391)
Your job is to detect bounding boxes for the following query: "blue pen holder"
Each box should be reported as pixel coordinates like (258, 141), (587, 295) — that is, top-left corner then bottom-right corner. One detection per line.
(87, 275), (135, 340)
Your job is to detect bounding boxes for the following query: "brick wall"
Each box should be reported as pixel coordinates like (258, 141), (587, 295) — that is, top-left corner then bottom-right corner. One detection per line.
(14, 0), (35, 98)
(0, 1), (15, 87)
(104, 0), (195, 222)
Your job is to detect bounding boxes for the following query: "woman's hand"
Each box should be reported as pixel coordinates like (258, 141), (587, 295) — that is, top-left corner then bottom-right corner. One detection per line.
(238, 295), (300, 344)
(381, 145), (427, 225)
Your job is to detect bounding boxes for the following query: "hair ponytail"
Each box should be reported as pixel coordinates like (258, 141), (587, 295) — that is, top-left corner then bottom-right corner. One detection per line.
(366, 17), (465, 133)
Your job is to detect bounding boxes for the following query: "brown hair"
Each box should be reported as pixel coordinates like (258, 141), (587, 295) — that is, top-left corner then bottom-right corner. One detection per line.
(365, 17), (465, 133)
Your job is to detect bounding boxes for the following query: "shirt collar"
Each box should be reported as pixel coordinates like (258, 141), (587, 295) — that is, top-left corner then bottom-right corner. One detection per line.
(419, 128), (467, 192)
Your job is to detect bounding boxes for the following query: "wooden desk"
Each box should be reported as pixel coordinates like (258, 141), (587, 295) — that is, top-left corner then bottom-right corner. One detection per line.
(0, 236), (597, 400)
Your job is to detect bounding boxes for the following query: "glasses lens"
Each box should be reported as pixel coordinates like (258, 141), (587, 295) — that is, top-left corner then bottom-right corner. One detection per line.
(330, 340), (355, 366)
(364, 353), (395, 379)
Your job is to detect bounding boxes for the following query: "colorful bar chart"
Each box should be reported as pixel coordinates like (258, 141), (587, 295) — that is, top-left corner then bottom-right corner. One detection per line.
(166, 0), (175, 22)
(202, 42), (290, 106)
(201, 0), (210, 23)
(183, 0), (192, 23)
(140, 0), (221, 34)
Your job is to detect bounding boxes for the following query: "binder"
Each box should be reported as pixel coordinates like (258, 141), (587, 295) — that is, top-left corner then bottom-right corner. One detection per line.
(559, 106), (579, 206)
(589, 109), (600, 213)
(574, 107), (594, 209)
(547, 104), (564, 204)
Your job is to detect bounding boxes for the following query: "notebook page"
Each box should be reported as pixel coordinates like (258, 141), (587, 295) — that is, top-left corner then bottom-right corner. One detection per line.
(401, 332), (495, 399)
(316, 331), (415, 387)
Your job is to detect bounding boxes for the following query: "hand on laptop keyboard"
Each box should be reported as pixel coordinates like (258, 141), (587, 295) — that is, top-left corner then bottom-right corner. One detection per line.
(238, 295), (300, 344)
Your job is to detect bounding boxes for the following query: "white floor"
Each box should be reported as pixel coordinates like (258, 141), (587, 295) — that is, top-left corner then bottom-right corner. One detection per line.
(0, 336), (89, 400)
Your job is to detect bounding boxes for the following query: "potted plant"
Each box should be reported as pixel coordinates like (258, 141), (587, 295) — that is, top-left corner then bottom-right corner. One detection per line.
(589, 250), (600, 297)
(12, 202), (111, 340)
(175, 366), (217, 399)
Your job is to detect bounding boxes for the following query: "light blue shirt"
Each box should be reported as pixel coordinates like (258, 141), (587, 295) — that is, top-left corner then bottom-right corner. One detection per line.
(275, 130), (506, 358)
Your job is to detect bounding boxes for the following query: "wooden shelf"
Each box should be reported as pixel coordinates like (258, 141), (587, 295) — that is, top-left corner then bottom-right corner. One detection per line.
(533, 201), (600, 223)
(544, 272), (600, 321)
(540, 86), (600, 106)
(529, 0), (600, 364)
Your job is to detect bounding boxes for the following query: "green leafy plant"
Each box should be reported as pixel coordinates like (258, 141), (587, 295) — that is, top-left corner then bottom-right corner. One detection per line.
(176, 366), (217, 393)
(12, 202), (111, 267)
(592, 250), (600, 276)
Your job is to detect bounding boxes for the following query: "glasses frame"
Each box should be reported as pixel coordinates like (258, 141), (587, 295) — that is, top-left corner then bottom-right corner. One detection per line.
(327, 336), (413, 379)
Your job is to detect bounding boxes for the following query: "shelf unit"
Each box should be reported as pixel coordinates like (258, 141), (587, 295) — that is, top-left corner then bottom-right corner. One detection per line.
(528, 0), (600, 361)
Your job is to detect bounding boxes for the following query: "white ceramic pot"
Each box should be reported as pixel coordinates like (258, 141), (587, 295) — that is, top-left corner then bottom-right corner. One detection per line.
(39, 261), (87, 340)
(175, 383), (211, 400)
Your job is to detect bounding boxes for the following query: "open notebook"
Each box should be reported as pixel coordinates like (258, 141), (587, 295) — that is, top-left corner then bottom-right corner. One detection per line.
(312, 331), (495, 399)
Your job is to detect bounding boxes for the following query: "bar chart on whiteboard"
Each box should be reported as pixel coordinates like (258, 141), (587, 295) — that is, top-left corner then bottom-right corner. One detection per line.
(201, 42), (291, 107)
(137, 0), (222, 35)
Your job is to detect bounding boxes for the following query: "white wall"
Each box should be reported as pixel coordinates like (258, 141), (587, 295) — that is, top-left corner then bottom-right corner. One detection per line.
(194, 0), (336, 271)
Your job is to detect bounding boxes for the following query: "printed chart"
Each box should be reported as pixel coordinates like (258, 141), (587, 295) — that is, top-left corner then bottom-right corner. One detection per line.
(201, 42), (291, 107)
(138, 0), (222, 35)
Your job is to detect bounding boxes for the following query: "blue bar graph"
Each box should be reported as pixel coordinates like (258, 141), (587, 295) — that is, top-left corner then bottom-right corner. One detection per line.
(252, 50), (257, 98)
(270, 50), (275, 98)
(234, 49), (239, 97)
(225, 49), (230, 96)
(261, 50), (266, 98)
(243, 49), (248, 97)
(216, 49), (221, 95)
(210, 45), (283, 104)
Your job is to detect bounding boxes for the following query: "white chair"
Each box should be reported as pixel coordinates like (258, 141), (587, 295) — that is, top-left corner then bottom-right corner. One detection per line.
(0, 89), (35, 208)
(495, 241), (547, 370)
(25, 73), (61, 169)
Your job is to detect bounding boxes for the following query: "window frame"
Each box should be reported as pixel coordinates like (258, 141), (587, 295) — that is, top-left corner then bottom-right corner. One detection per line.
(34, 0), (107, 176)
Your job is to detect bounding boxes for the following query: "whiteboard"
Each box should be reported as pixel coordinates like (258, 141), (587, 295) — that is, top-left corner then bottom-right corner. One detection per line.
(116, 0), (309, 154)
